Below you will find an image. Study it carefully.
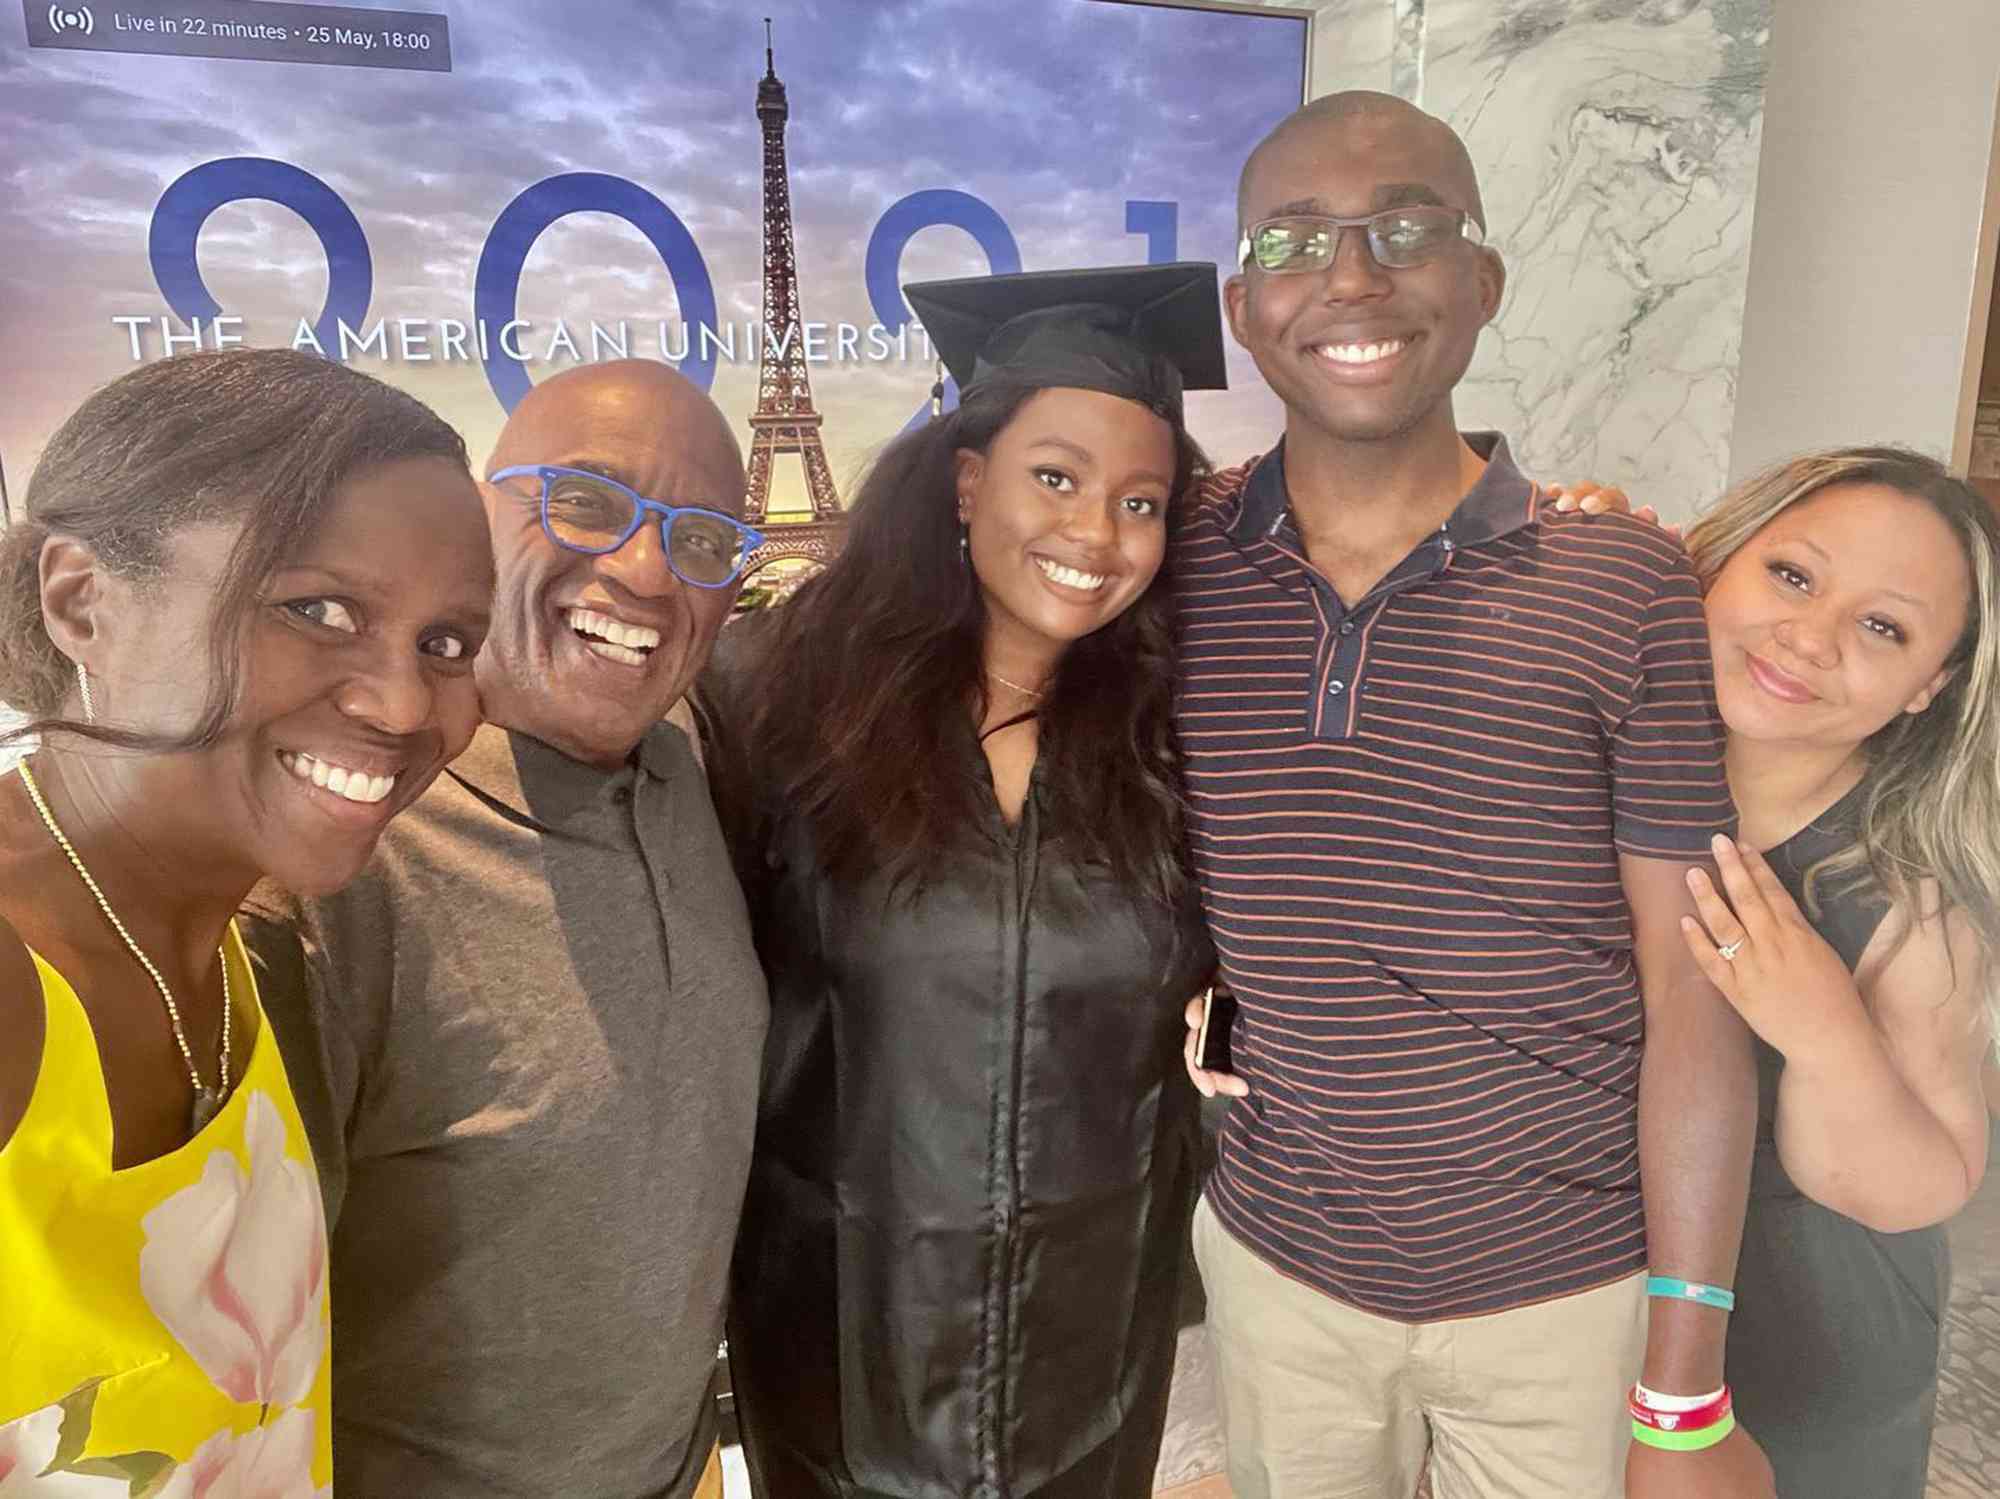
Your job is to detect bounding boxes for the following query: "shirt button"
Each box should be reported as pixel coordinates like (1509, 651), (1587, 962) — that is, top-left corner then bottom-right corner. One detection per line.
(611, 786), (634, 807)
(1326, 680), (1346, 696)
(1339, 620), (1355, 636)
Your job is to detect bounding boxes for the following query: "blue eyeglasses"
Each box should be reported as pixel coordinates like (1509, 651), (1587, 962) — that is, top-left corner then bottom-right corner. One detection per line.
(490, 464), (765, 589)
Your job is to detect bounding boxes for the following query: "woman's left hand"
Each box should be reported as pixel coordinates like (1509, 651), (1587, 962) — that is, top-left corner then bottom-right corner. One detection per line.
(1680, 833), (1865, 1057)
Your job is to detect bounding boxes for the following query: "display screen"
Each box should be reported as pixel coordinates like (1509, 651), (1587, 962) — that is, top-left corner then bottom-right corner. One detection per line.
(2, 0), (1308, 528)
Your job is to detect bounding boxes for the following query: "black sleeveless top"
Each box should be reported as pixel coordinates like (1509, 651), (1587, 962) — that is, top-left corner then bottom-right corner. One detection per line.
(1728, 781), (1948, 1499)
(1752, 781), (1891, 1154)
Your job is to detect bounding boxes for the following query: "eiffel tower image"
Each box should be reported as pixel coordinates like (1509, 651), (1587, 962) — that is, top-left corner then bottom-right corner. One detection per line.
(741, 18), (845, 583)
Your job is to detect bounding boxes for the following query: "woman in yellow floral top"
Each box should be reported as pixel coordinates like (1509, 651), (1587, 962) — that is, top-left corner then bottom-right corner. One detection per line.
(0, 350), (493, 1496)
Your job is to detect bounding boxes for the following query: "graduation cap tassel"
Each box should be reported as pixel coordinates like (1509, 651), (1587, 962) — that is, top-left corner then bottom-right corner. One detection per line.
(930, 360), (948, 419)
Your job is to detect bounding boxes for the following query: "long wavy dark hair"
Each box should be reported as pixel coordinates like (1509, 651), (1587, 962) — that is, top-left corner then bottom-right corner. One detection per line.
(736, 377), (1206, 908)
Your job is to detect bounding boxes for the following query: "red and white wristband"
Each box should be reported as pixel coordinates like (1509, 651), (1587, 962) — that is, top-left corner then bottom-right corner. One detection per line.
(1629, 1383), (1735, 1452)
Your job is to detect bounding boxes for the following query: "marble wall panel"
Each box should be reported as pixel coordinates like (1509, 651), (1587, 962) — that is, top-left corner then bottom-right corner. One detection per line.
(1309, 0), (1773, 517)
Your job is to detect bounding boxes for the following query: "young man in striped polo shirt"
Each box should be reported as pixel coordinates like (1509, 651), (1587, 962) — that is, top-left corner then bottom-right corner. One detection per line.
(1177, 93), (1772, 1499)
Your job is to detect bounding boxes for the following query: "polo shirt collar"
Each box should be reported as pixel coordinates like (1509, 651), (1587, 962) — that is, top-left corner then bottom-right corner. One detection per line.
(447, 718), (682, 832)
(445, 721), (531, 811)
(634, 721), (689, 783)
(1227, 431), (1539, 549)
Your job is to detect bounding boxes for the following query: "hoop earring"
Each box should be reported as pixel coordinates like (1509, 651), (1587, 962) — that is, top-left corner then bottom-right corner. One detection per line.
(75, 661), (96, 724)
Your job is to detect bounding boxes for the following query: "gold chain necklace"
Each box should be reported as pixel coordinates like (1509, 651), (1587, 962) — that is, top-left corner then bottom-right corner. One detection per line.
(983, 667), (1046, 699)
(18, 762), (232, 1133)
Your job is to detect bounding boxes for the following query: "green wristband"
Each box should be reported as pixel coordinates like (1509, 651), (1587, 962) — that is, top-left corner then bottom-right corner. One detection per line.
(1631, 1410), (1736, 1452)
(1645, 1275), (1736, 1311)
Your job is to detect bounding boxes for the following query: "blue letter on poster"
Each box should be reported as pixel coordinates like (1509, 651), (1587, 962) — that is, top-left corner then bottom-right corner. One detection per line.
(1125, 201), (1179, 264)
(149, 158), (373, 358)
(865, 190), (1021, 430)
(474, 172), (720, 410)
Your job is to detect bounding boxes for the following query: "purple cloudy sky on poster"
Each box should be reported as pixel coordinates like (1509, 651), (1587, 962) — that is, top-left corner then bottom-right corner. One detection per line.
(0, 0), (1304, 505)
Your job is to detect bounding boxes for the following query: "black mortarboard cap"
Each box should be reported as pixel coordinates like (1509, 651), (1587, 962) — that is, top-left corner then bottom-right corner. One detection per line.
(904, 262), (1228, 424)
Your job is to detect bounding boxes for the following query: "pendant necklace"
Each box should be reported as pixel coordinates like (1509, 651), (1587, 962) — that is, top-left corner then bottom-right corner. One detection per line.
(18, 762), (231, 1134)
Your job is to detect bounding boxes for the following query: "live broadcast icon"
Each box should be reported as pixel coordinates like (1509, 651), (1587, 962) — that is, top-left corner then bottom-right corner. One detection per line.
(24, 0), (452, 73)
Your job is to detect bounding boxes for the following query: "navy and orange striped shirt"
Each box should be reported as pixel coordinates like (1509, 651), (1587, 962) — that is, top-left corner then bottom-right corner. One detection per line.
(1174, 434), (1734, 1322)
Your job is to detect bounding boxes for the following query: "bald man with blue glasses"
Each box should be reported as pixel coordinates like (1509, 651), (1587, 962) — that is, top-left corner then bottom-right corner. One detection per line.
(249, 360), (768, 1499)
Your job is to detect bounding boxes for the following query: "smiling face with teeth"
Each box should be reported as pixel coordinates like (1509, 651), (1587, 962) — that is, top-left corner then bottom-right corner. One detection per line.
(954, 387), (1176, 672)
(54, 455), (493, 899)
(475, 362), (748, 770)
(1227, 95), (1504, 455)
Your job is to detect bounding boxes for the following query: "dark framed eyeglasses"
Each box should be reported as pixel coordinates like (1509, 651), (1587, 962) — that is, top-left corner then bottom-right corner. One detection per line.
(1238, 207), (1485, 275)
(489, 464), (765, 589)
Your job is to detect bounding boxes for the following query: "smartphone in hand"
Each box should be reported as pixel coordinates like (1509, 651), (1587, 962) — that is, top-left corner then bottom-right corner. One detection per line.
(1195, 984), (1238, 1074)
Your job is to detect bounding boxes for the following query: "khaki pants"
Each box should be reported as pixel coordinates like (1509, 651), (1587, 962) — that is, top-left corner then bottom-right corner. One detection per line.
(694, 1443), (724, 1499)
(1192, 1199), (1646, 1499)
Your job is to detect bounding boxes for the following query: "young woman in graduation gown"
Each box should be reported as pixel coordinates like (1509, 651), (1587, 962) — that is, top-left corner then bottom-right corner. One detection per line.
(704, 266), (1224, 1498)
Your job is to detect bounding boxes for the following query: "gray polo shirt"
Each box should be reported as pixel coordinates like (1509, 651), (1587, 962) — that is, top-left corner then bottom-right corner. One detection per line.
(250, 720), (767, 1499)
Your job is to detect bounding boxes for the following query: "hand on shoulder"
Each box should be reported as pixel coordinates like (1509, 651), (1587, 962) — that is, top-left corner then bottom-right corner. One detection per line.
(1545, 480), (1682, 540)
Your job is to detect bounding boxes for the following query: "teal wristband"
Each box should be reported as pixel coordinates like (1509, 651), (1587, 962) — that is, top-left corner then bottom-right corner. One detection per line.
(1646, 1275), (1735, 1311)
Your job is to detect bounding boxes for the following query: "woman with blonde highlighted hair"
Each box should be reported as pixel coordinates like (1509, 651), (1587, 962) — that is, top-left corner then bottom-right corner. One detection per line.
(1660, 446), (1999, 1498)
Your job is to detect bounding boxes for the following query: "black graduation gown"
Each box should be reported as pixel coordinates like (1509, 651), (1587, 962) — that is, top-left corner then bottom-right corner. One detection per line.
(725, 735), (1212, 1499)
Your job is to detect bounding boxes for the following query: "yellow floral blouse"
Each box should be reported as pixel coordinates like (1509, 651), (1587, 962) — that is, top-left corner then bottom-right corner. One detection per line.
(0, 925), (333, 1496)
